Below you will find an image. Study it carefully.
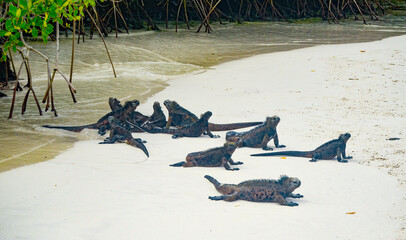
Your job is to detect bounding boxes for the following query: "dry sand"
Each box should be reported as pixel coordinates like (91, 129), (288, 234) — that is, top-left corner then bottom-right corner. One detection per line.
(0, 35), (405, 240)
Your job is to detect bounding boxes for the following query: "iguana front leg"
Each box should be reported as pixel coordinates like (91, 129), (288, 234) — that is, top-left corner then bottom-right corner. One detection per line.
(222, 157), (239, 171)
(273, 133), (286, 148)
(336, 149), (348, 163)
(287, 193), (304, 198)
(205, 128), (220, 138)
(342, 146), (353, 160)
(261, 134), (273, 151)
(275, 194), (299, 206)
(165, 116), (173, 130)
(228, 158), (243, 165)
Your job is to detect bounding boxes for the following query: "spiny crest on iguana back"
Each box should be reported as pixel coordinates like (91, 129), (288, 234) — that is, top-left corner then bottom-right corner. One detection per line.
(277, 175), (290, 184)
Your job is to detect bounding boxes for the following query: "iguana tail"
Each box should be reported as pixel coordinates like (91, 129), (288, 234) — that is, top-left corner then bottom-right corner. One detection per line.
(42, 124), (96, 132)
(127, 139), (149, 157)
(204, 175), (221, 188)
(208, 121), (262, 131)
(170, 161), (186, 167)
(250, 151), (314, 158)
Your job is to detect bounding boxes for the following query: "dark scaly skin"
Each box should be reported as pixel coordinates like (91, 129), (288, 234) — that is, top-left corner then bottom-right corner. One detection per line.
(109, 98), (167, 132)
(108, 97), (148, 128)
(164, 100), (198, 129)
(99, 116), (149, 157)
(225, 116), (285, 150)
(42, 100), (139, 134)
(205, 175), (303, 206)
(108, 97), (123, 112)
(141, 111), (219, 139)
(141, 101), (167, 129)
(170, 142), (241, 171)
(250, 133), (353, 163)
(163, 100), (262, 131)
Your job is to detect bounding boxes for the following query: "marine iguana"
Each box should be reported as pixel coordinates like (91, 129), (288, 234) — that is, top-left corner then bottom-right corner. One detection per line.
(109, 98), (166, 131)
(42, 99), (139, 134)
(170, 142), (241, 171)
(250, 133), (353, 163)
(108, 97), (123, 112)
(204, 175), (303, 206)
(141, 101), (167, 129)
(225, 116), (285, 150)
(163, 100), (262, 131)
(99, 116), (149, 157)
(138, 111), (219, 139)
(108, 97), (148, 127)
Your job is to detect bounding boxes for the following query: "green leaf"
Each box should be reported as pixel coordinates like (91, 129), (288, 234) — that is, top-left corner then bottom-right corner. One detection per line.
(45, 24), (54, 35)
(20, 0), (28, 9)
(20, 21), (29, 31)
(62, 1), (70, 8)
(42, 33), (48, 44)
(5, 19), (14, 32)
(32, 27), (38, 38)
(0, 30), (6, 37)
(12, 44), (17, 52)
(10, 34), (17, 41)
(49, 10), (57, 19)
(8, 4), (17, 17)
(16, 8), (21, 18)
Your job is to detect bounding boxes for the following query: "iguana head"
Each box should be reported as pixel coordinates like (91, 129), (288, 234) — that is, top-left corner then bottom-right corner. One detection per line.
(164, 100), (178, 111)
(153, 101), (161, 111)
(123, 99), (140, 111)
(223, 141), (238, 153)
(338, 132), (351, 142)
(278, 175), (301, 193)
(265, 115), (280, 127)
(200, 111), (212, 121)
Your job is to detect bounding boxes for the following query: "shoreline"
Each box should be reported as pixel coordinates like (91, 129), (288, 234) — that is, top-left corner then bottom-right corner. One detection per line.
(1, 35), (405, 239)
(1, 22), (405, 173)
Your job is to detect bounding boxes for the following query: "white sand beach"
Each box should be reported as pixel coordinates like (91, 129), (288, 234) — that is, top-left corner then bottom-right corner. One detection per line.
(0, 35), (405, 240)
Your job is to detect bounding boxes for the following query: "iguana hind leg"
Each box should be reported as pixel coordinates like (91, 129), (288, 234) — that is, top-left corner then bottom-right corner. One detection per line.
(209, 192), (239, 201)
(99, 135), (125, 144)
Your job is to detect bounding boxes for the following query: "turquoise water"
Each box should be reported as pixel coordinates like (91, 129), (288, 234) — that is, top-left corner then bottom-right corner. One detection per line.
(1, 17), (405, 171)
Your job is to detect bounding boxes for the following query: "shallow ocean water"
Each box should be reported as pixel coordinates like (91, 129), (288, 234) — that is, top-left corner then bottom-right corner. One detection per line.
(1, 17), (405, 171)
